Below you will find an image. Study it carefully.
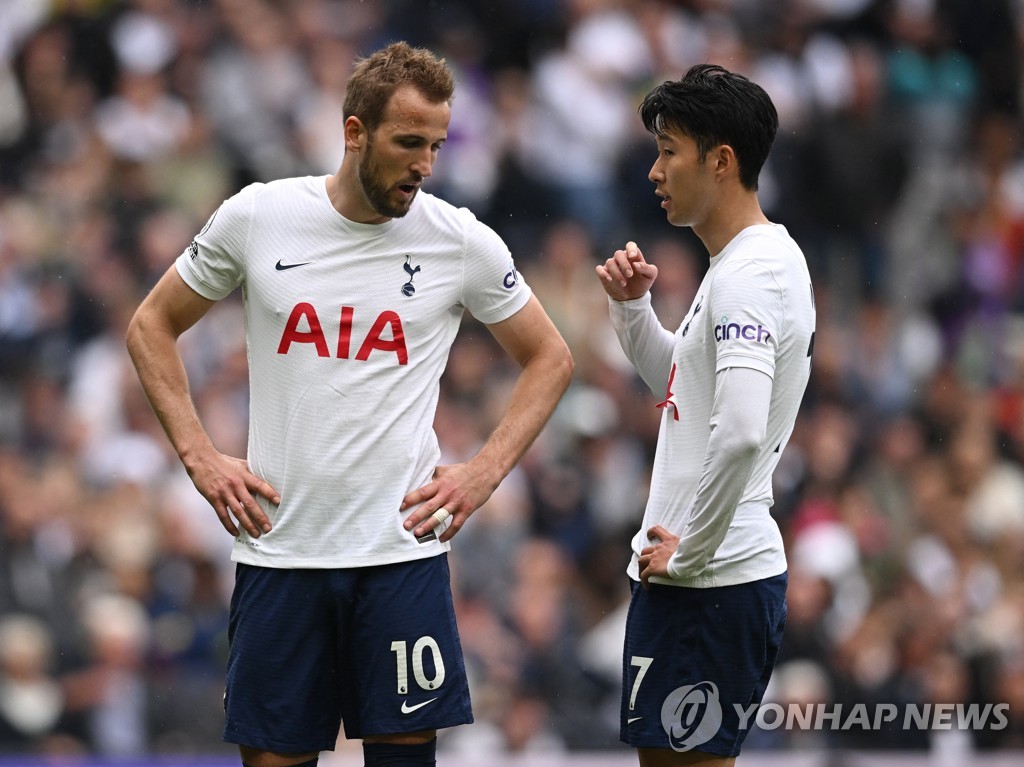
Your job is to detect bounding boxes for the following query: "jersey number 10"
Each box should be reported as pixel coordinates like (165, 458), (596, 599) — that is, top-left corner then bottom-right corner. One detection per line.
(391, 637), (446, 694)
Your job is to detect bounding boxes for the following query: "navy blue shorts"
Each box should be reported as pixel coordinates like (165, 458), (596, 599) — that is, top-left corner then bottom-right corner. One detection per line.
(621, 572), (787, 757)
(223, 555), (472, 752)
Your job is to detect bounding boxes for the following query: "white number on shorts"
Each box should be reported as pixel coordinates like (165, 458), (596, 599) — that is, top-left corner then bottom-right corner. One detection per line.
(391, 637), (446, 694)
(629, 656), (654, 711)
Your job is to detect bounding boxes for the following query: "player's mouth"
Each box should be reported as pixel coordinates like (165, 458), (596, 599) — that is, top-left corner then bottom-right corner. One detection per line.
(657, 192), (671, 208)
(398, 181), (420, 199)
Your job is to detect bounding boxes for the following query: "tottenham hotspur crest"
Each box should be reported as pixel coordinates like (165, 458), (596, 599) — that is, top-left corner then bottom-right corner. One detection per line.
(401, 255), (421, 296)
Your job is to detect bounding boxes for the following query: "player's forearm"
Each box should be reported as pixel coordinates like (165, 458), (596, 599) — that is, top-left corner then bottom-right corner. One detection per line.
(668, 445), (756, 579)
(474, 340), (573, 485)
(126, 311), (215, 470)
(668, 366), (771, 578)
(608, 293), (674, 394)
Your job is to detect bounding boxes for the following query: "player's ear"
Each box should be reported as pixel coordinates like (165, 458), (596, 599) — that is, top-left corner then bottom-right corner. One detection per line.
(713, 143), (735, 180)
(344, 116), (367, 153)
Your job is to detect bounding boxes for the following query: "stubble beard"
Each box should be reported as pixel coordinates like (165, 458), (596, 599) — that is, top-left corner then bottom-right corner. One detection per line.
(358, 140), (415, 219)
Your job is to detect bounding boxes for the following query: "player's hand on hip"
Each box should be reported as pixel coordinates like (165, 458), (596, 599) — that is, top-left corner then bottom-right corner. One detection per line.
(400, 461), (498, 543)
(637, 524), (680, 590)
(186, 451), (280, 538)
(595, 240), (658, 301)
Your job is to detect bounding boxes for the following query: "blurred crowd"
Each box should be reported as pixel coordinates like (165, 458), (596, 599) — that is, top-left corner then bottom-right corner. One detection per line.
(2, 0), (1024, 760)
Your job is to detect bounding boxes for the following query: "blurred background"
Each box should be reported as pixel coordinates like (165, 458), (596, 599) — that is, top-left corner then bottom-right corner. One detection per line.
(2, 0), (1024, 764)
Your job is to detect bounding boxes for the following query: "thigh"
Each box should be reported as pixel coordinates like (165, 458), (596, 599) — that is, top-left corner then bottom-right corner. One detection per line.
(621, 573), (787, 758)
(343, 553), (473, 739)
(224, 565), (350, 753)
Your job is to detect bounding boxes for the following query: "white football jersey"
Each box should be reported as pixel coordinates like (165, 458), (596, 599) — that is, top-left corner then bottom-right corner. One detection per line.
(175, 176), (531, 568)
(614, 224), (815, 587)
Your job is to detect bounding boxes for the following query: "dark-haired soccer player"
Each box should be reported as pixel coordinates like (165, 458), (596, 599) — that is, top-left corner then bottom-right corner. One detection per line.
(596, 64), (816, 766)
(127, 41), (572, 767)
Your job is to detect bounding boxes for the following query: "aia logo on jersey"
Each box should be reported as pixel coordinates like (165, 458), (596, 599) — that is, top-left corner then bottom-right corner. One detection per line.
(277, 303), (408, 365)
(714, 316), (772, 345)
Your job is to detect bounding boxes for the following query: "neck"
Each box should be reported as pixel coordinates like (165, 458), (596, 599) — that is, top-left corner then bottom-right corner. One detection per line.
(325, 166), (390, 224)
(694, 194), (769, 258)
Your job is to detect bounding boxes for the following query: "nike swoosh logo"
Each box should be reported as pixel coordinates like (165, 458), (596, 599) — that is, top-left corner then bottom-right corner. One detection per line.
(627, 717), (643, 724)
(275, 260), (311, 271)
(400, 697), (439, 714)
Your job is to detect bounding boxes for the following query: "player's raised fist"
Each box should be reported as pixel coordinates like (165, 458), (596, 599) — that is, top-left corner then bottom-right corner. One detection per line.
(595, 240), (658, 301)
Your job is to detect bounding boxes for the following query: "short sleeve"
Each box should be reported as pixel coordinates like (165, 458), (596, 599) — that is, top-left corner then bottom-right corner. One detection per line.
(458, 215), (532, 324)
(709, 258), (783, 378)
(175, 184), (257, 300)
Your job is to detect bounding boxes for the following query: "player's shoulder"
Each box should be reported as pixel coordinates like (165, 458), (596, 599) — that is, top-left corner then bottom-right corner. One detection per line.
(412, 190), (469, 223)
(737, 223), (801, 255)
(208, 177), (326, 238)
(726, 224), (807, 274)
(240, 175), (322, 203)
(218, 176), (321, 212)
(411, 192), (503, 248)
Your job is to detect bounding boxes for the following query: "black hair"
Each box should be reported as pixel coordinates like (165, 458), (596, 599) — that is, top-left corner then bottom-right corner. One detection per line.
(639, 64), (778, 190)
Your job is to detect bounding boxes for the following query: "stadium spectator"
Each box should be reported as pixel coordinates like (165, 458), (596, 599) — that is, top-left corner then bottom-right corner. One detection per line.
(0, 0), (1023, 761)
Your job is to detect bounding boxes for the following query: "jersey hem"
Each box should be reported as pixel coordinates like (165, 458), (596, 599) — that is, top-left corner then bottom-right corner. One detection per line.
(475, 284), (533, 325)
(715, 353), (775, 378)
(230, 542), (451, 569)
(175, 258), (231, 301)
(627, 557), (787, 588)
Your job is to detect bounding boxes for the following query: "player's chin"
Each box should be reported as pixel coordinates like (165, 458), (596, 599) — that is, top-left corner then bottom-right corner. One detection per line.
(378, 197), (414, 219)
(660, 199), (689, 226)
(391, 195), (415, 217)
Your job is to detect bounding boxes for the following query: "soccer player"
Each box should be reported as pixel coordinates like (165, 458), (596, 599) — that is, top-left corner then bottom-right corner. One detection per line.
(596, 64), (816, 766)
(126, 42), (572, 767)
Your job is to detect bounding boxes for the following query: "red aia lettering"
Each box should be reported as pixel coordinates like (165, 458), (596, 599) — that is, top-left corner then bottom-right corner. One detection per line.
(277, 302), (329, 357)
(337, 306), (353, 358)
(356, 311), (407, 365)
(277, 304), (408, 365)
